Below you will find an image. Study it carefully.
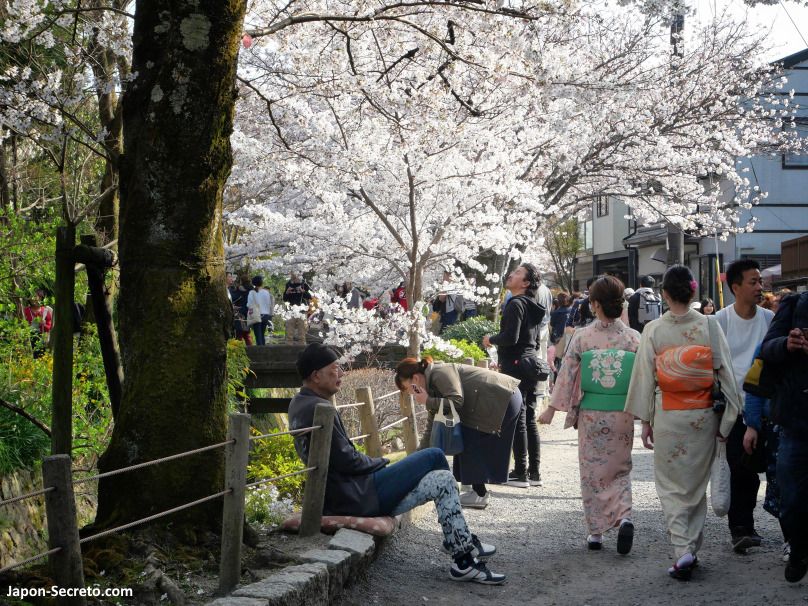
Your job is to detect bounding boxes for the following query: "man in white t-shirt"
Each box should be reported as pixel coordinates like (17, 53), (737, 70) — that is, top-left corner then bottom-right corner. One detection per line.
(715, 259), (774, 553)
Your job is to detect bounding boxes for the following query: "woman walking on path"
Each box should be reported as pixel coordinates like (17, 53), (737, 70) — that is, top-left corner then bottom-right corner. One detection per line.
(395, 357), (522, 510)
(624, 265), (742, 580)
(483, 263), (546, 488)
(539, 276), (640, 553)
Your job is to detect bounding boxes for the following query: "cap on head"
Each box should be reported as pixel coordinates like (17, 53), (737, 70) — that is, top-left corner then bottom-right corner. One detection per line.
(297, 343), (341, 380)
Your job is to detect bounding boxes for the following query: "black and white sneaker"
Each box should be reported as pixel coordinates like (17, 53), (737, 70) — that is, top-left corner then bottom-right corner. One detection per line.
(443, 535), (497, 561)
(506, 470), (529, 488)
(528, 471), (543, 487)
(449, 559), (506, 585)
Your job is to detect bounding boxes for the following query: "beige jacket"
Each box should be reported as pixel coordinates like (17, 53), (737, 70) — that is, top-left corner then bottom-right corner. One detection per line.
(422, 362), (520, 438)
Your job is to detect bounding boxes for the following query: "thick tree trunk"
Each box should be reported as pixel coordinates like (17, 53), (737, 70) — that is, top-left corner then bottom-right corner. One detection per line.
(94, 0), (247, 531)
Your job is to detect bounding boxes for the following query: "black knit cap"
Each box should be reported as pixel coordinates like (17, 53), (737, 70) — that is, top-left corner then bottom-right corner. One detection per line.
(297, 343), (340, 380)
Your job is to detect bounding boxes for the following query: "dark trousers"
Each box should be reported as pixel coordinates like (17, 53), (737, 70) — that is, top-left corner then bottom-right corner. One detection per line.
(778, 430), (808, 560)
(502, 361), (540, 475)
(726, 416), (761, 531)
(373, 447), (449, 515)
(252, 314), (271, 346)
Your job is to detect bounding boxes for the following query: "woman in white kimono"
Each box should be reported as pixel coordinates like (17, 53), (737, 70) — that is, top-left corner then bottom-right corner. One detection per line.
(540, 276), (641, 554)
(624, 265), (742, 580)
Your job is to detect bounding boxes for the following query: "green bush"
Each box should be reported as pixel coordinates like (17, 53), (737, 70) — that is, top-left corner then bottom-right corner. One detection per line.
(440, 316), (498, 348)
(246, 430), (306, 504)
(0, 406), (50, 474)
(422, 338), (487, 363)
(226, 338), (251, 411)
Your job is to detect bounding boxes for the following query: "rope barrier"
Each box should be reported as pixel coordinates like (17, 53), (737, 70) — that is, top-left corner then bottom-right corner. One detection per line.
(0, 486), (55, 508)
(335, 402), (365, 409)
(250, 426), (321, 441)
(377, 417), (408, 432)
(375, 390), (400, 402)
(0, 547), (61, 574)
(244, 467), (316, 490)
(73, 440), (235, 485)
(78, 490), (231, 545)
(349, 433), (370, 442)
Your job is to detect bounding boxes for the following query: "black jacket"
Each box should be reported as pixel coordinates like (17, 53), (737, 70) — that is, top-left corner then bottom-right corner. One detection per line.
(288, 388), (388, 516)
(283, 280), (312, 306)
(760, 292), (808, 433)
(490, 295), (545, 362)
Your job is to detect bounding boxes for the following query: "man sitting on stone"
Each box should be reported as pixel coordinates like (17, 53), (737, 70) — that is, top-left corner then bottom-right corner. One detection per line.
(288, 343), (506, 585)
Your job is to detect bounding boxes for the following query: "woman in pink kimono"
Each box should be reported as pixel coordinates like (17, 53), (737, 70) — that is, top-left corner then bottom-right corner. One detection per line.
(539, 276), (640, 554)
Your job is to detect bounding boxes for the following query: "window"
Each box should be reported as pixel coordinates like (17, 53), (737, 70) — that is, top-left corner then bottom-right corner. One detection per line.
(578, 209), (593, 252)
(783, 118), (808, 169)
(596, 195), (609, 217)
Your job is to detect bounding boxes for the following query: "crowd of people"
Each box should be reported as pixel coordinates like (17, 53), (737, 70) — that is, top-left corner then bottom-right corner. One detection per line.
(286, 259), (808, 587)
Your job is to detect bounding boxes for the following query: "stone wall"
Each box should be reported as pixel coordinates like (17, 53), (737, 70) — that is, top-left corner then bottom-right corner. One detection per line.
(0, 467), (48, 568)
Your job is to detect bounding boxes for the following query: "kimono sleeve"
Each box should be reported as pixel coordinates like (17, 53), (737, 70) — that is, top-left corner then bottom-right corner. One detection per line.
(550, 330), (583, 414)
(624, 324), (657, 424)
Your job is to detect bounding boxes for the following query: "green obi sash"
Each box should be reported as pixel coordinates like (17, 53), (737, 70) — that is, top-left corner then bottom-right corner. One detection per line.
(579, 349), (636, 411)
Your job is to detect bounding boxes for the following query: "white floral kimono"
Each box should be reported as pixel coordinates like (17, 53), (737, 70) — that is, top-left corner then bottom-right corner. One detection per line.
(624, 309), (742, 559)
(551, 319), (641, 535)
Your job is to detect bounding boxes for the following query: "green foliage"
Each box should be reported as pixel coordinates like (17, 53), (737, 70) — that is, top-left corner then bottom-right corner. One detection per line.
(423, 338), (487, 363)
(246, 429), (306, 504)
(226, 338), (251, 411)
(0, 406), (50, 474)
(440, 316), (498, 348)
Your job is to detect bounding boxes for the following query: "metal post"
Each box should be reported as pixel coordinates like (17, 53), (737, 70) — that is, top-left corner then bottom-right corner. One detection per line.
(299, 403), (335, 537)
(42, 455), (86, 606)
(355, 387), (383, 458)
(218, 413), (251, 594)
(398, 391), (419, 455)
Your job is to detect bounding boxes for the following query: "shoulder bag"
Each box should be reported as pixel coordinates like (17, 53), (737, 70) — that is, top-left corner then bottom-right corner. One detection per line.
(430, 399), (464, 456)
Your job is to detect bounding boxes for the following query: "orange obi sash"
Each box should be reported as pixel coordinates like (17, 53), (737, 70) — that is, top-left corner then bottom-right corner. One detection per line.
(655, 345), (713, 410)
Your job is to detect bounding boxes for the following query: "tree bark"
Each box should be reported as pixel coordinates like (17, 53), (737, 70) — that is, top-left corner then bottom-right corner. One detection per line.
(94, 0), (247, 531)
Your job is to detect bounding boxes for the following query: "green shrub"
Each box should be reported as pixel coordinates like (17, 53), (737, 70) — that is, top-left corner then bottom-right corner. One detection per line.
(440, 316), (498, 348)
(422, 338), (487, 363)
(247, 430), (306, 504)
(226, 338), (251, 411)
(0, 406), (50, 474)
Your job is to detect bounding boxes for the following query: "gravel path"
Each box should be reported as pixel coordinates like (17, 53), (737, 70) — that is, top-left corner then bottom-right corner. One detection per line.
(337, 416), (808, 606)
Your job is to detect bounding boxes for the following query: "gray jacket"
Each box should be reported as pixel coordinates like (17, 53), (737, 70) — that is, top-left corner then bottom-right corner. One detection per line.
(289, 388), (388, 516)
(424, 363), (521, 435)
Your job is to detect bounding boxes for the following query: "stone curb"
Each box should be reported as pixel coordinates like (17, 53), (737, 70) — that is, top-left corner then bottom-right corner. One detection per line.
(206, 506), (427, 606)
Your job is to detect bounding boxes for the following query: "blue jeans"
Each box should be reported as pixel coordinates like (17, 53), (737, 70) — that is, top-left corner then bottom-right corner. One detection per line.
(373, 448), (449, 515)
(778, 429), (808, 559)
(252, 314), (270, 345)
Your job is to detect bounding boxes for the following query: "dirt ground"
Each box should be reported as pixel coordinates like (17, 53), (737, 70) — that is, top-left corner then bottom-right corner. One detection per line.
(336, 417), (808, 606)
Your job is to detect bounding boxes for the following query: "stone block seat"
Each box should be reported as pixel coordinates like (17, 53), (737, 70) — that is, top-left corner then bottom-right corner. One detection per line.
(281, 513), (401, 537)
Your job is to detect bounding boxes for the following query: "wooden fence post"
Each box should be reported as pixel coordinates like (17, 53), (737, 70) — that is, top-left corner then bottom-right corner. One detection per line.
(299, 403), (336, 537)
(219, 413), (251, 594)
(51, 225), (76, 455)
(42, 455), (86, 606)
(355, 387), (383, 458)
(398, 391), (419, 455)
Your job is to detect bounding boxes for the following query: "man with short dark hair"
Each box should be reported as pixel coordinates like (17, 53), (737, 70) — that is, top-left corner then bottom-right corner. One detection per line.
(288, 344), (505, 584)
(715, 258), (774, 552)
(628, 275), (661, 333)
(568, 276), (597, 328)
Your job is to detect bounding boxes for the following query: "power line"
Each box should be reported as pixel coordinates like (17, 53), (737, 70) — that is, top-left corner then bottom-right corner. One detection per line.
(779, 1), (808, 48)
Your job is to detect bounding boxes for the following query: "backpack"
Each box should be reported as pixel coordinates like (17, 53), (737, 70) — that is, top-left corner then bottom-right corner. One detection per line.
(637, 288), (662, 325)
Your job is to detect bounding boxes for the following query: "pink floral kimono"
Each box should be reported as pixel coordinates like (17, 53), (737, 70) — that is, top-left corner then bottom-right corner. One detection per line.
(551, 319), (640, 535)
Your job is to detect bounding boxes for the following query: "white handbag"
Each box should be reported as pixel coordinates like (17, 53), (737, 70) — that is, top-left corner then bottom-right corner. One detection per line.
(710, 439), (731, 517)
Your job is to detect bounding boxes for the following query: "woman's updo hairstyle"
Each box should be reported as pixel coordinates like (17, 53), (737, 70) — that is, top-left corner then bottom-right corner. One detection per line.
(588, 275), (626, 319)
(394, 356), (432, 389)
(661, 265), (697, 305)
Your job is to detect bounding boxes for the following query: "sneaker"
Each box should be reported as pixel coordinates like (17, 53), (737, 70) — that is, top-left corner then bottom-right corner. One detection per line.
(443, 535), (497, 561)
(785, 555), (808, 583)
(783, 542), (792, 563)
(528, 471), (543, 487)
(617, 520), (634, 555)
(731, 526), (762, 552)
(460, 491), (489, 510)
(449, 559), (506, 585)
(506, 470), (529, 488)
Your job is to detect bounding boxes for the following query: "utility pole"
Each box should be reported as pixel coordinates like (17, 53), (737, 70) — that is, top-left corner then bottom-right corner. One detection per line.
(666, 3), (686, 267)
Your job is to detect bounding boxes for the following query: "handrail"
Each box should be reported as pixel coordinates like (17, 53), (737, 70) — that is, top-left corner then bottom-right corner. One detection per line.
(335, 402), (365, 409)
(349, 433), (370, 442)
(0, 486), (55, 508)
(378, 416), (408, 433)
(79, 489), (231, 545)
(250, 426), (321, 441)
(245, 466), (315, 490)
(73, 440), (235, 485)
(0, 547), (62, 574)
(375, 390), (400, 402)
